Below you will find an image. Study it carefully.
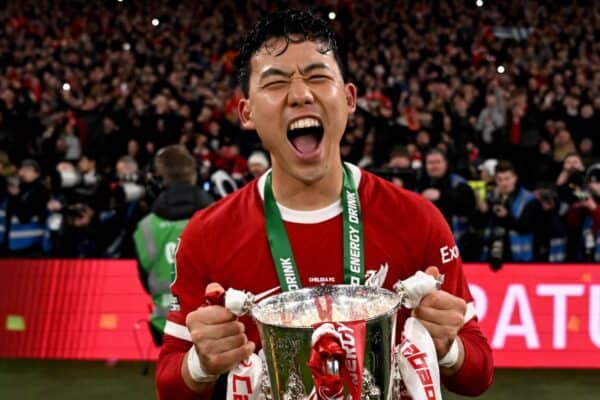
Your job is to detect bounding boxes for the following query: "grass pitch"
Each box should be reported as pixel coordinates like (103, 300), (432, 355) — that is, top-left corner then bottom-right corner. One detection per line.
(0, 359), (598, 399)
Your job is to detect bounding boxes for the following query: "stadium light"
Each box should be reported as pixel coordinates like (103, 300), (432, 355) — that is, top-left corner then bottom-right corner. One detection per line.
(497, 65), (505, 74)
(152, 18), (160, 27)
(328, 11), (336, 20)
(123, 42), (131, 51)
(117, 0), (124, 3)
(476, 0), (484, 7)
(62, 83), (71, 92)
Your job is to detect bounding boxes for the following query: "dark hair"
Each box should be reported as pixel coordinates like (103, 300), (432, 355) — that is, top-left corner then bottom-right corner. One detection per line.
(495, 160), (516, 175)
(425, 147), (447, 161)
(236, 9), (343, 97)
(154, 144), (197, 185)
(81, 151), (99, 163)
(390, 145), (410, 159)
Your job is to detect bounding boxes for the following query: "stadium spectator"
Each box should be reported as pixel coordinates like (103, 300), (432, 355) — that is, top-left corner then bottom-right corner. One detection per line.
(103, 156), (147, 258)
(565, 163), (600, 262)
(245, 151), (269, 181)
(419, 149), (477, 250)
(475, 85), (506, 158)
(556, 152), (587, 205)
(535, 187), (568, 262)
(3, 159), (49, 256)
(483, 160), (540, 268)
(505, 90), (541, 188)
(0, 0), (599, 262)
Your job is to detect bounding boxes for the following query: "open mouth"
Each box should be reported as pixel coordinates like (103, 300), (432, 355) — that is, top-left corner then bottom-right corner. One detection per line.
(287, 117), (324, 156)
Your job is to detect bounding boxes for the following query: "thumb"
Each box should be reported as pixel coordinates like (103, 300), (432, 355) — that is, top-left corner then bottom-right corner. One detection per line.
(424, 266), (440, 280)
(204, 282), (225, 306)
(205, 282), (225, 295)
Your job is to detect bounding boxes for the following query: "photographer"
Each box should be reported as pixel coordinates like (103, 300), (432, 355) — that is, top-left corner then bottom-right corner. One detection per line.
(133, 145), (213, 346)
(556, 152), (586, 205)
(418, 149), (476, 249)
(483, 161), (539, 268)
(3, 159), (49, 256)
(565, 164), (600, 262)
(465, 159), (498, 261)
(45, 155), (110, 257)
(102, 156), (148, 258)
(535, 189), (568, 262)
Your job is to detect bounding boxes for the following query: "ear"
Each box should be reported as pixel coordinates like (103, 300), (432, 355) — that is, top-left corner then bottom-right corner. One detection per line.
(345, 83), (357, 112)
(237, 98), (256, 130)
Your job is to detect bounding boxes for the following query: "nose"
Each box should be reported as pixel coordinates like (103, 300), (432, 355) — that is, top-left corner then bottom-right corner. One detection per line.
(287, 77), (314, 107)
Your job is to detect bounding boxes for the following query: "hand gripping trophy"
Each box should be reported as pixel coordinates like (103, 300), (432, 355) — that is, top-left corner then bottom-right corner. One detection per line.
(209, 270), (445, 400)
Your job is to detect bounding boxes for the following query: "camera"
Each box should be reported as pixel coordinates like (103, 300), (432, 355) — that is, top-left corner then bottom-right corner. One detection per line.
(489, 226), (506, 270)
(571, 187), (590, 202)
(486, 189), (506, 214)
(47, 203), (89, 233)
(562, 170), (590, 203)
(62, 204), (87, 218)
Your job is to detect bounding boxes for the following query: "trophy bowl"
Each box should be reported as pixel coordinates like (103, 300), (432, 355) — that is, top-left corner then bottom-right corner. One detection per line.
(251, 285), (403, 400)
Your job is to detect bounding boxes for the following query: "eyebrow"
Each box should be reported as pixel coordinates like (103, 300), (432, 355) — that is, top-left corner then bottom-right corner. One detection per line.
(258, 62), (332, 83)
(258, 68), (294, 83)
(299, 62), (330, 75)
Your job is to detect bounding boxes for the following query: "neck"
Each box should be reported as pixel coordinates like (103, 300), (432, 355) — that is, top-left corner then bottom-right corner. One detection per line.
(270, 163), (343, 211)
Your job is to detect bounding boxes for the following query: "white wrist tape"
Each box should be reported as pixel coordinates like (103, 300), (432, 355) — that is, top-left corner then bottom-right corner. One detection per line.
(439, 339), (460, 368)
(187, 346), (219, 383)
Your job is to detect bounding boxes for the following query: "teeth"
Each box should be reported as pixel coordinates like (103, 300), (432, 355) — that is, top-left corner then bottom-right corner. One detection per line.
(289, 117), (321, 131)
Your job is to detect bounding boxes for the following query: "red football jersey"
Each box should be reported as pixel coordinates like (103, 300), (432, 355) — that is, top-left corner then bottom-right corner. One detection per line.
(157, 164), (493, 399)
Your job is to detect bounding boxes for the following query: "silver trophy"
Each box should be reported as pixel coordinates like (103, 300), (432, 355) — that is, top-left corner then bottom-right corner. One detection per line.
(225, 272), (442, 400)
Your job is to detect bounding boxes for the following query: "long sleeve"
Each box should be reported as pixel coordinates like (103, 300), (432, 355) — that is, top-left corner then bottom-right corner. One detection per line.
(442, 319), (494, 396)
(421, 200), (494, 395)
(156, 336), (215, 400)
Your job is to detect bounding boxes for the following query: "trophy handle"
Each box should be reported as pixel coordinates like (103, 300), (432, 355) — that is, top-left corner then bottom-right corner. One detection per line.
(392, 271), (444, 309)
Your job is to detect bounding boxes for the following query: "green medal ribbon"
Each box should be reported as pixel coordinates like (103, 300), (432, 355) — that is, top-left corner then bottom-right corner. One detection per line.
(263, 164), (364, 291)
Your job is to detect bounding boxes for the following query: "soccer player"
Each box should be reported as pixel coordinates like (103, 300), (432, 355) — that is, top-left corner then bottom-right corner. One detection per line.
(156, 9), (493, 399)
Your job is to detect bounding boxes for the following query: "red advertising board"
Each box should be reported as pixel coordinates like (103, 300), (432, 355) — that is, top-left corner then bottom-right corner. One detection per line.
(0, 259), (159, 361)
(0, 260), (599, 367)
(464, 263), (600, 368)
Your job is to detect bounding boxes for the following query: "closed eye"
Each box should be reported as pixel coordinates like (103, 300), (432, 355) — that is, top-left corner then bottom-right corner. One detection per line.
(262, 80), (288, 89)
(309, 75), (331, 82)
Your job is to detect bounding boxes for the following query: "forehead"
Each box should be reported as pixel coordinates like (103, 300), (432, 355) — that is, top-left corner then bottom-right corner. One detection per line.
(427, 154), (445, 163)
(250, 39), (339, 76)
(496, 171), (515, 179)
(20, 165), (35, 172)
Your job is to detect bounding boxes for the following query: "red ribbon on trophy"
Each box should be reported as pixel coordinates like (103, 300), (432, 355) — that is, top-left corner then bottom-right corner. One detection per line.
(307, 321), (366, 400)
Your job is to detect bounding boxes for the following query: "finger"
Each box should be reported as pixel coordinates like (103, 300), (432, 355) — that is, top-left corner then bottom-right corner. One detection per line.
(191, 320), (245, 341)
(196, 333), (248, 355)
(206, 282), (225, 295)
(419, 291), (467, 313)
(200, 341), (256, 374)
(186, 306), (237, 326)
(414, 304), (464, 328)
(424, 266), (440, 279)
(417, 318), (459, 343)
(205, 283), (226, 305)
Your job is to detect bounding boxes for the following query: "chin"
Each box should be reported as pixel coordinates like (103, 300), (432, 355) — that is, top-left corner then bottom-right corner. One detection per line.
(289, 162), (329, 184)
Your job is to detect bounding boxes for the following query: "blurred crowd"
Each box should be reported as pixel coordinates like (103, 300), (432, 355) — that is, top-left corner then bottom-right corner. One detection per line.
(0, 0), (599, 266)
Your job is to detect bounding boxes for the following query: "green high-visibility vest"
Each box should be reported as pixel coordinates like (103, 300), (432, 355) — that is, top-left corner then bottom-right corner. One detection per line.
(133, 213), (188, 333)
